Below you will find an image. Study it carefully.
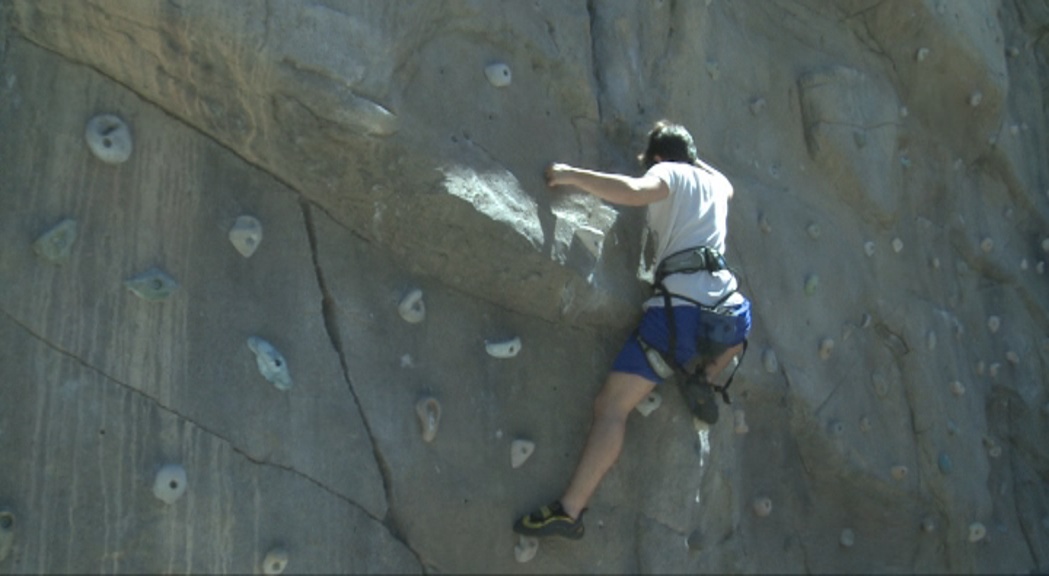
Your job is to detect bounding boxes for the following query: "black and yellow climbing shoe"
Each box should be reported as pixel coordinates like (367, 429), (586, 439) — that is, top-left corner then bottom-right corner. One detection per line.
(513, 501), (585, 540)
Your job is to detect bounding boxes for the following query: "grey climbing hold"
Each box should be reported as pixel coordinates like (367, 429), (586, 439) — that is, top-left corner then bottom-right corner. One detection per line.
(228, 215), (263, 258)
(85, 114), (133, 164)
(263, 547), (289, 575)
(514, 535), (538, 563)
(752, 496), (773, 517)
(986, 315), (1001, 334)
(891, 465), (909, 480)
(827, 420), (844, 436)
(806, 223), (821, 239)
(734, 409), (749, 435)
(949, 380), (966, 397)
(872, 373), (889, 397)
(32, 218), (78, 264)
(968, 91), (983, 107)
(968, 522), (986, 543)
(916, 47), (930, 61)
(863, 241), (875, 257)
(398, 288), (426, 324)
(484, 62), (512, 87)
(153, 463), (188, 505)
(892, 238), (904, 253)
(125, 267), (179, 302)
(416, 396), (441, 443)
(0, 507), (14, 563)
(804, 274), (819, 296)
(486, 337), (522, 359)
(980, 237), (994, 253)
(840, 528), (855, 548)
(762, 348), (778, 373)
(926, 331), (937, 351)
(818, 338), (834, 360)
(858, 415), (871, 433)
(511, 438), (535, 469)
(938, 451), (953, 474)
(635, 391), (662, 417)
(247, 337), (292, 391)
(922, 516), (936, 533)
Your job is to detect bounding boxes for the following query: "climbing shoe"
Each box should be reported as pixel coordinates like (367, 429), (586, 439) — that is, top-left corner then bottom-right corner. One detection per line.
(513, 501), (585, 540)
(679, 373), (720, 425)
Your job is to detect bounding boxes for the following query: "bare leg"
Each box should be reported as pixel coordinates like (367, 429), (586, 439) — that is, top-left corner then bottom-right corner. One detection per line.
(703, 342), (745, 383)
(559, 372), (657, 519)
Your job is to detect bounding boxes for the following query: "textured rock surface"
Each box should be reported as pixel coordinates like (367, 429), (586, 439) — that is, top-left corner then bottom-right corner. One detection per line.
(2, 0), (1048, 573)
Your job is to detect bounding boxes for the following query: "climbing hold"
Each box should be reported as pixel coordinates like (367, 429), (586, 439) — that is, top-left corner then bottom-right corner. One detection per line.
(968, 522), (986, 543)
(947, 420), (960, 436)
(860, 313), (873, 329)
(125, 267), (179, 302)
(247, 337), (292, 391)
(938, 451), (953, 474)
(980, 237), (994, 253)
(840, 528), (855, 548)
(734, 409), (749, 435)
(988, 444), (1002, 459)
(705, 60), (720, 80)
(1041, 238), (1049, 253)
(228, 215), (263, 258)
(930, 256), (941, 269)
(1007, 46), (1020, 58)
(85, 114), (133, 164)
(485, 337), (522, 359)
(1005, 351), (1019, 365)
(635, 392), (662, 417)
(949, 381), (966, 397)
(988, 363), (1000, 379)
(1038, 261), (1046, 275)
(863, 241), (875, 257)
(859, 415), (871, 432)
(916, 47), (930, 61)
(687, 529), (704, 552)
(153, 463), (188, 505)
(926, 330), (937, 351)
(892, 238), (904, 253)
(826, 420), (844, 436)
(32, 218), (78, 264)
(987, 315), (1000, 334)
(749, 97), (766, 115)
(752, 497), (773, 517)
(415, 396), (441, 443)
(872, 374), (889, 398)
(762, 348), (778, 373)
(976, 361), (986, 376)
(818, 338), (834, 360)
(484, 62), (512, 88)
(899, 106), (909, 118)
(514, 535), (538, 563)
(968, 91), (983, 107)
(510, 439), (535, 469)
(1021, 258), (1029, 271)
(891, 465), (909, 480)
(758, 214), (772, 234)
(262, 547), (289, 575)
(806, 223), (821, 239)
(922, 516), (936, 533)
(804, 274), (819, 296)
(0, 507), (14, 563)
(397, 288), (426, 324)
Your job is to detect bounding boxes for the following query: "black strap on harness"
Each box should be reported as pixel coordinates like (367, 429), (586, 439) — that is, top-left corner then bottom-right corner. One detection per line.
(638, 246), (747, 405)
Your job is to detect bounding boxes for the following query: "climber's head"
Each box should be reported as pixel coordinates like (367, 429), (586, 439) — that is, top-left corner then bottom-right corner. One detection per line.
(638, 121), (698, 170)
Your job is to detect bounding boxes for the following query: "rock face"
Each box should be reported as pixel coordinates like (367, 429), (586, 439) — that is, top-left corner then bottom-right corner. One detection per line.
(1, 0), (1047, 573)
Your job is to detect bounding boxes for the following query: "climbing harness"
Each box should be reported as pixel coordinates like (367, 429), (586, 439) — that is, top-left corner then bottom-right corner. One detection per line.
(636, 246), (749, 415)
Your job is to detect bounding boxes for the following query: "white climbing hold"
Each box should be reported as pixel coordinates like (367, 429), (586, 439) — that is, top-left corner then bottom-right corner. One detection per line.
(762, 348), (778, 373)
(510, 439), (535, 469)
(931, 256), (941, 269)
(804, 274), (819, 296)
(1041, 238), (1049, 253)
(840, 528), (855, 548)
(892, 238), (904, 253)
(1007, 46), (1020, 58)
(153, 463), (188, 505)
(125, 267), (179, 302)
(922, 516), (937, 533)
(734, 409), (749, 435)
(891, 465), (909, 480)
(484, 62), (512, 88)
(1005, 351), (1019, 365)
(980, 237), (994, 253)
(635, 392), (662, 417)
(1038, 261), (1046, 275)
(398, 288), (426, 324)
(806, 223), (821, 239)
(705, 60), (720, 80)
(988, 363), (1000, 379)
(976, 360), (986, 375)
(247, 337), (292, 391)
(486, 337), (522, 359)
(85, 114), (133, 164)
(872, 373), (889, 397)
(916, 47), (930, 61)
(262, 547), (289, 575)
(987, 315), (1001, 334)
(968, 522), (986, 543)
(752, 497), (773, 517)
(416, 396), (441, 443)
(759, 214), (772, 234)
(969, 91), (983, 107)
(0, 507), (14, 563)
(33, 218), (78, 265)
(1021, 258), (1029, 271)
(818, 338), (834, 360)
(926, 330), (937, 351)
(860, 313), (873, 329)
(228, 215), (263, 258)
(864, 241), (876, 257)
(514, 535), (539, 563)
(949, 380), (966, 397)
(859, 415), (871, 432)
(749, 97), (766, 115)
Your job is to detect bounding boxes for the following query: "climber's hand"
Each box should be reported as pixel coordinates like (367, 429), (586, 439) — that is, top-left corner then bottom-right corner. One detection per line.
(545, 163), (574, 188)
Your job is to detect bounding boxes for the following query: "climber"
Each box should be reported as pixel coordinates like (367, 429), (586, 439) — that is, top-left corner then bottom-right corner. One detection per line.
(513, 121), (752, 540)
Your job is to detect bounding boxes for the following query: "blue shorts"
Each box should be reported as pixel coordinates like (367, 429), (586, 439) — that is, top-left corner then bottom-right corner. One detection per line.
(612, 298), (752, 384)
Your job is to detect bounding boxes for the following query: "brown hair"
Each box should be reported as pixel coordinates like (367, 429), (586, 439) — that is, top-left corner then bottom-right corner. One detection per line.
(638, 120), (699, 169)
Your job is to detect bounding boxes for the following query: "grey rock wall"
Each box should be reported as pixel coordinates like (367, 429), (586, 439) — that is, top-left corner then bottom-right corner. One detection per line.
(1, 0), (1047, 573)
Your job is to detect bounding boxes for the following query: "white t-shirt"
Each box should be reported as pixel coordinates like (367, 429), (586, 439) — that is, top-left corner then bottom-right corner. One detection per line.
(643, 161), (739, 308)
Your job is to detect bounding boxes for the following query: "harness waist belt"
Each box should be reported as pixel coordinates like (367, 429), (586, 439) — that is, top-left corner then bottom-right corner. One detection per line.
(656, 246), (726, 283)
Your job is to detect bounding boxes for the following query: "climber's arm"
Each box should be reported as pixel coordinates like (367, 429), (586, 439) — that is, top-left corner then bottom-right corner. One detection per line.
(546, 163), (668, 207)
